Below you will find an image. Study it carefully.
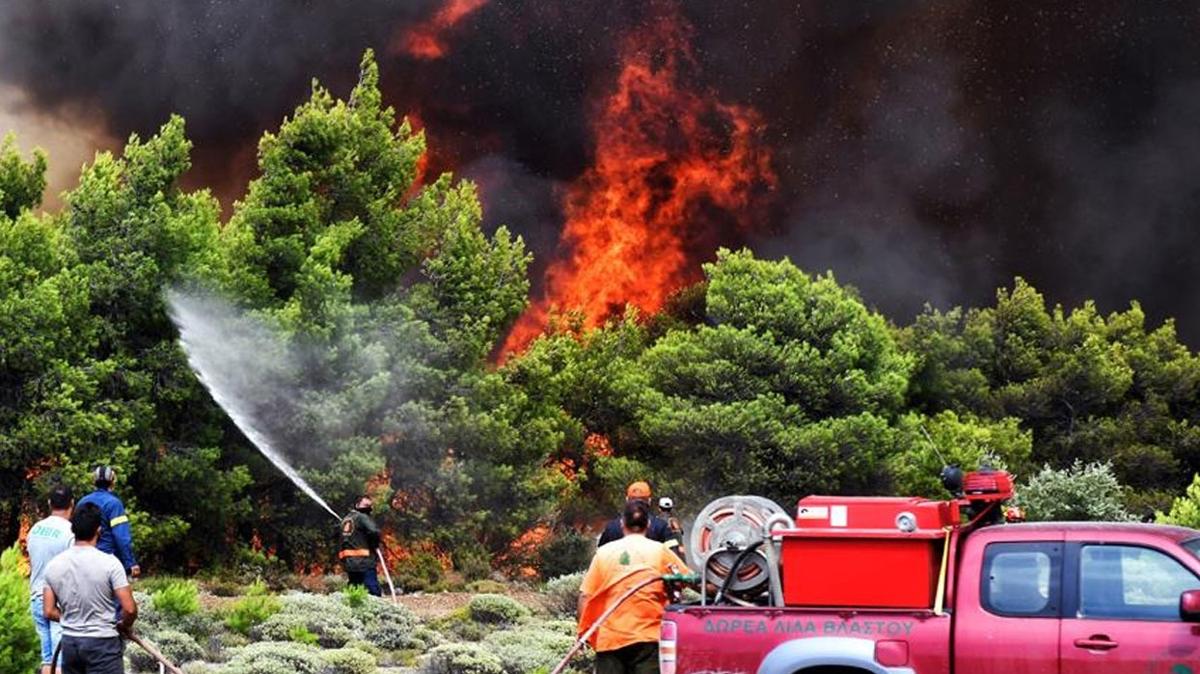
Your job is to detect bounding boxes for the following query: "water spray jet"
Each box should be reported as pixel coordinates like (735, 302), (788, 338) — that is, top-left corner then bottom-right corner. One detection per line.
(167, 289), (397, 601)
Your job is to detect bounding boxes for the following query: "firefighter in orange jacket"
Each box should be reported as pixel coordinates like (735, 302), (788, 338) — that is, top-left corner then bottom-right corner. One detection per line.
(339, 496), (381, 596)
(579, 500), (689, 674)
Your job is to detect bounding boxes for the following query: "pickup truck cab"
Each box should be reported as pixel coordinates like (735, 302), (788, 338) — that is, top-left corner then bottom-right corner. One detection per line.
(664, 522), (1200, 674)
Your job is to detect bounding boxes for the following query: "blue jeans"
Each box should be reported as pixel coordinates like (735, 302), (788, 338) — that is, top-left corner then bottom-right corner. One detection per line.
(347, 567), (382, 596)
(31, 593), (63, 667)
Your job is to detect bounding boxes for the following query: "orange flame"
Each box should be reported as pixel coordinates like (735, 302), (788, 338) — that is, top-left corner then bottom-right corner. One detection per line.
(584, 433), (614, 458)
(16, 516), (32, 575)
(398, 0), (490, 60)
(501, 524), (551, 578)
(501, 8), (775, 356)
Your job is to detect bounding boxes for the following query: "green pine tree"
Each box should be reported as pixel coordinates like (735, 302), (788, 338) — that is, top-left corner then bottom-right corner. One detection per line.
(0, 544), (40, 674)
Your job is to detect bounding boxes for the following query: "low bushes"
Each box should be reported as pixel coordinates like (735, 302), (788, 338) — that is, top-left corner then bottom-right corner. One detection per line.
(253, 609), (359, 648)
(543, 572), (583, 618)
(320, 648), (376, 674)
(483, 624), (579, 674)
(220, 641), (326, 674)
(224, 582), (281, 635)
(422, 643), (505, 674)
(466, 594), (531, 625)
(130, 630), (205, 672)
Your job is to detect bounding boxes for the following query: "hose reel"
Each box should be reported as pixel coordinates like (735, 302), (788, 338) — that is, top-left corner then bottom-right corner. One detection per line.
(688, 495), (790, 604)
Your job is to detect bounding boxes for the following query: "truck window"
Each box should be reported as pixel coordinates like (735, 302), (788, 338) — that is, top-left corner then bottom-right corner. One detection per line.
(982, 542), (1061, 617)
(1079, 545), (1200, 621)
(1185, 538), (1200, 561)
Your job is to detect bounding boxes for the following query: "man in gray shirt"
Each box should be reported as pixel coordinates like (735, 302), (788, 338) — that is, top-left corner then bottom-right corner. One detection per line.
(28, 483), (74, 674)
(43, 502), (138, 674)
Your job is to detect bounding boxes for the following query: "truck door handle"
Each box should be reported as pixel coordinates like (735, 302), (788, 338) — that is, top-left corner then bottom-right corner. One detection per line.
(1074, 636), (1118, 651)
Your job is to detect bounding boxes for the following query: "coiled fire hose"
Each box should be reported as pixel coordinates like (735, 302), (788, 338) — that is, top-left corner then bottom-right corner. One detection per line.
(51, 629), (184, 674)
(712, 539), (764, 606)
(549, 571), (699, 674)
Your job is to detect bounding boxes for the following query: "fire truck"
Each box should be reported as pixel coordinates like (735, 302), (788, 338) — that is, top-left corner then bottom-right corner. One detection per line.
(663, 469), (1200, 674)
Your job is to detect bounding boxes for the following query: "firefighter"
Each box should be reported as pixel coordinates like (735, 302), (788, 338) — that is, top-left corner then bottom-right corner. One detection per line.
(339, 496), (382, 596)
(657, 496), (686, 561)
(76, 466), (140, 578)
(598, 482), (682, 557)
(578, 500), (689, 674)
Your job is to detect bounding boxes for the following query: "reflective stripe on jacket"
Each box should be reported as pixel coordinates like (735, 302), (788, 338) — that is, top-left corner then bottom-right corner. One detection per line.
(339, 511), (380, 572)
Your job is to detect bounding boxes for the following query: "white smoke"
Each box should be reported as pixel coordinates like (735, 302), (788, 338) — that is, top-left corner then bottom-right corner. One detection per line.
(166, 288), (339, 520)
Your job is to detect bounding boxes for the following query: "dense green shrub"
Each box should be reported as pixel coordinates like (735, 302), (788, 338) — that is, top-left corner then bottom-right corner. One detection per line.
(1017, 461), (1135, 522)
(467, 594), (531, 625)
(320, 648), (377, 674)
(0, 544), (40, 674)
(223, 582), (281, 635)
(537, 530), (594, 579)
(453, 545), (493, 582)
(395, 552), (445, 592)
(130, 630), (204, 672)
(422, 643), (505, 674)
(484, 625), (579, 674)
(1158, 474), (1200, 528)
(543, 572), (584, 618)
(221, 641), (325, 674)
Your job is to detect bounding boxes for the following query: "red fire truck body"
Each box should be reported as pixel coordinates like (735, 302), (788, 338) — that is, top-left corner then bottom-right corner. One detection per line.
(663, 485), (1200, 674)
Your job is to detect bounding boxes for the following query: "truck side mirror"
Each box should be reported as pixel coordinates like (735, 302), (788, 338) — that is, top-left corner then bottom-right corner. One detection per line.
(1180, 589), (1200, 622)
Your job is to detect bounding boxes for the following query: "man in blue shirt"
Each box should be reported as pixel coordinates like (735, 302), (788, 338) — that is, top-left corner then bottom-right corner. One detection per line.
(75, 466), (140, 578)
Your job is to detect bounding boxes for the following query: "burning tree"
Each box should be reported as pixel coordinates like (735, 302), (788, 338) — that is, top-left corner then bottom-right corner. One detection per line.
(203, 50), (569, 566)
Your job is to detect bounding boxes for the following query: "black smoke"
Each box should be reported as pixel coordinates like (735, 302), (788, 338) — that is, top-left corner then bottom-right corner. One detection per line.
(3, 1), (1200, 341)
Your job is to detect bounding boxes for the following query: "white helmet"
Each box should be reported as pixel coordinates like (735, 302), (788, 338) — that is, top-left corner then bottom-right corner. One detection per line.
(658, 496), (674, 511)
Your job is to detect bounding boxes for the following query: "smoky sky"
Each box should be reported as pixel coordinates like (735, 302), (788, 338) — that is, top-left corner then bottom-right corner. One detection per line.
(3, 1), (1200, 342)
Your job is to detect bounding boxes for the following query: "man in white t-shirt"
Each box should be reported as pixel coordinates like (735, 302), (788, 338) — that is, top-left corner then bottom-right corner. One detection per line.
(28, 483), (74, 674)
(43, 502), (138, 674)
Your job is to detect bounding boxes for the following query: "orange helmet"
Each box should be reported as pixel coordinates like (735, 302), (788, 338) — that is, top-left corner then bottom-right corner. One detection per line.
(626, 481), (652, 500)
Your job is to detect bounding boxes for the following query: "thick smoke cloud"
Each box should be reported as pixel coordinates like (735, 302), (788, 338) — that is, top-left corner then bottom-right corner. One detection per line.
(3, 1), (1200, 340)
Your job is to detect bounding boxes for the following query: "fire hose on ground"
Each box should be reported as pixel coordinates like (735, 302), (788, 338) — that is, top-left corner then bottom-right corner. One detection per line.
(549, 571), (699, 674)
